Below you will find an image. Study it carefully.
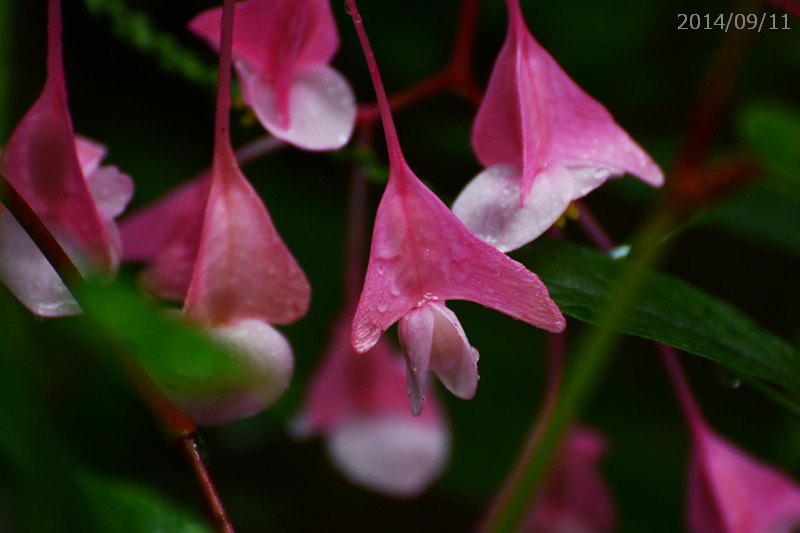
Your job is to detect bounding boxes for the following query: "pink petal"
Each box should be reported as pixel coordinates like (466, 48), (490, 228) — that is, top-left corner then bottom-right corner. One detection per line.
(688, 425), (800, 533)
(453, 163), (613, 252)
(183, 145), (309, 326)
(86, 166), (133, 220)
(1, 73), (112, 271)
(0, 210), (80, 317)
(399, 302), (479, 414)
(74, 136), (107, 177)
(325, 415), (450, 497)
(240, 64), (356, 151)
(120, 176), (208, 263)
(352, 161), (565, 354)
(528, 426), (616, 533)
(162, 318), (294, 426)
(473, 0), (662, 206)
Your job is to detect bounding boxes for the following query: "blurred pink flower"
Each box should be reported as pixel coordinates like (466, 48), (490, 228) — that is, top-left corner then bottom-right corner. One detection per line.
(122, 0), (310, 426)
(686, 421), (800, 533)
(0, 1), (132, 317)
(296, 314), (450, 497)
(189, 0), (356, 151)
(452, 0), (663, 252)
(527, 427), (616, 533)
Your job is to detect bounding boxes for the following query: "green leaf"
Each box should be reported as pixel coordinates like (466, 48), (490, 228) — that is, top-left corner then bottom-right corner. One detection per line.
(521, 239), (800, 390)
(79, 472), (213, 533)
(75, 277), (251, 399)
(738, 100), (800, 182)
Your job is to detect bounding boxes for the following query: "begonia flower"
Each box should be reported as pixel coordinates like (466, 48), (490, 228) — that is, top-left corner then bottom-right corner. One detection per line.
(124, 0), (310, 425)
(189, 0), (356, 151)
(452, 0), (663, 252)
(686, 413), (800, 532)
(0, 0), (132, 317)
(346, 0), (565, 415)
(527, 426), (615, 533)
(295, 314), (449, 497)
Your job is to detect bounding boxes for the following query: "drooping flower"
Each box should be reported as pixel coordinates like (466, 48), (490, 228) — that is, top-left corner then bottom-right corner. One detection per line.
(527, 427), (616, 533)
(189, 0), (356, 151)
(0, 0), (133, 317)
(686, 416), (800, 532)
(123, 0), (310, 425)
(295, 313), (450, 497)
(346, 0), (565, 415)
(452, 0), (663, 252)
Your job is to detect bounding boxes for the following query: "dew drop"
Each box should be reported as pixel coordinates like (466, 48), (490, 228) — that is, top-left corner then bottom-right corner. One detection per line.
(716, 367), (742, 389)
(376, 300), (388, 312)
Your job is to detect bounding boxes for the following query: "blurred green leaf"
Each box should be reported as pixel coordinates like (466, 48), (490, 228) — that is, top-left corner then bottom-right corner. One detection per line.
(522, 240), (800, 391)
(738, 100), (800, 181)
(75, 277), (249, 397)
(80, 472), (212, 533)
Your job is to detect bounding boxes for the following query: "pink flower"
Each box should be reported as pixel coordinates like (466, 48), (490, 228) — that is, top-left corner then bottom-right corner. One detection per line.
(346, 1), (565, 415)
(122, 0), (310, 425)
(686, 421), (800, 533)
(295, 314), (450, 497)
(452, 0), (663, 252)
(527, 427), (616, 533)
(189, 0), (356, 151)
(0, 0), (132, 317)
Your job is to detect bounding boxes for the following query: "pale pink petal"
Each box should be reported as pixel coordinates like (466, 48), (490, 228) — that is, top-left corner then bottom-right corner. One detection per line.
(528, 426), (616, 533)
(161, 318), (293, 426)
(453, 163), (614, 252)
(74, 136), (107, 177)
(427, 303), (479, 402)
(472, 0), (662, 211)
(241, 64), (356, 151)
(688, 425), (800, 533)
(120, 176), (208, 262)
(0, 210), (80, 317)
(352, 161), (565, 354)
(398, 305), (434, 416)
(326, 415), (450, 497)
(183, 145), (309, 326)
(86, 166), (134, 219)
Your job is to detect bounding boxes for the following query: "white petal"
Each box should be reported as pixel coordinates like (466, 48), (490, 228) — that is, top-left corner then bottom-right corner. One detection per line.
(247, 64), (356, 151)
(164, 319), (294, 426)
(453, 163), (613, 252)
(86, 166), (134, 219)
(0, 211), (80, 317)
(326, 415), (450, 497)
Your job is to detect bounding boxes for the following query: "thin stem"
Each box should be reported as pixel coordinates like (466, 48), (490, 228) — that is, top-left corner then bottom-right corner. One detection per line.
(213, 0), (235, 158)
(234, 135), (286, 167)
(346, 0), (404, 168)
(657, 344), (706, 431)
(480, 333), (566, 529)
(344, 124), (375, 308)
(47, 0), (65, 90)
(575, 201), (614, 255)
(180, 438), (235, 533)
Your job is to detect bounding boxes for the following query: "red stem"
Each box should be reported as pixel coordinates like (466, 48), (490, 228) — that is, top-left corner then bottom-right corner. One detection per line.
(180, 438), (236, 533)
(658, 344), (706, 434)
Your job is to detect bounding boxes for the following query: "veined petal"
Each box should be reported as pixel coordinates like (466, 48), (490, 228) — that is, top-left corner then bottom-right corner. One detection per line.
(241, 64), (356, 151)
(353, 161), (565, 354)
(453, 163), (614, 252)
(183, 145), (310, 326)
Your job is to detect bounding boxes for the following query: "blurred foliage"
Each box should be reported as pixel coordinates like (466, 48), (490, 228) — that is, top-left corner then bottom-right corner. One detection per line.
(1, 0), (800, 532)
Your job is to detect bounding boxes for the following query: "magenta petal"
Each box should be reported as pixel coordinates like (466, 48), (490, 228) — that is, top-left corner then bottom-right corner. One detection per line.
(472, 0), (662, 209)
(1, 77), (112, 271)
(352, 162), (565, 354)
(120, 177), (208, 263)
(687, 425), (800, 533)
(242, 64), (356, 151)
(74, 136), (107, 177)
(183, 146), (310, 326)
(528, 426), (616, 532)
